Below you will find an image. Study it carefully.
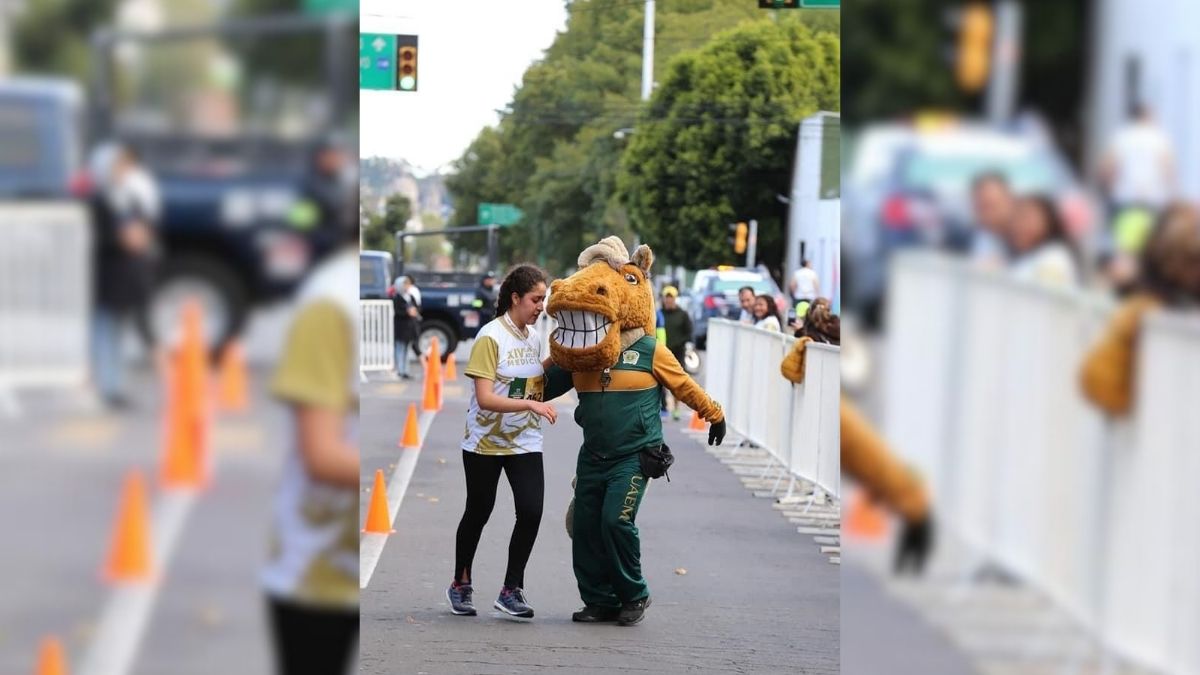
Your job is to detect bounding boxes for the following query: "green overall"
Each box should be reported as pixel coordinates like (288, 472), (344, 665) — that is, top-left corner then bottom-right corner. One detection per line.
(546, 336), (664, 607)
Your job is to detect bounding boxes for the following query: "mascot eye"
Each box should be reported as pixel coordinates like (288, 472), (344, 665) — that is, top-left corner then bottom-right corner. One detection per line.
(624, 273), (639, 285)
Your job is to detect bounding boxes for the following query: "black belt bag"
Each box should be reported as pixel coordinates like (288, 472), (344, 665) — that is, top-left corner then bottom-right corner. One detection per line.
(639, 443), (674, 482)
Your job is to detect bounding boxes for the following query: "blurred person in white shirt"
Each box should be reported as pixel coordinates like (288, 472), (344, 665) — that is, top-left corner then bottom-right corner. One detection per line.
(752, 294), (782, 332)
(788, 259), (820, 304)
(736, 286), (756, 324)
(1100, 102), (1175, 214)
(969, 172), (1016, 269)
(1008, 195), (1080, 288)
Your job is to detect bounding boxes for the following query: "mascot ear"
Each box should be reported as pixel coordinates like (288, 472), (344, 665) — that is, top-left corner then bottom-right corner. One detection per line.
(631, 245), (654, 278)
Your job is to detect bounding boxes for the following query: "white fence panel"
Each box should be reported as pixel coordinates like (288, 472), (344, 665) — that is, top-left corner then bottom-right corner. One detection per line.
(884, 249), (1200, 673)
(707, 319), (840, 500)
(0, 203), (91, 396)
(359, 300), (394, 376)
(704, 319), (736, 415)
(883, 252), (964, 509)
(1103, 312), (1200, 674)
(806, 342), (841, 498)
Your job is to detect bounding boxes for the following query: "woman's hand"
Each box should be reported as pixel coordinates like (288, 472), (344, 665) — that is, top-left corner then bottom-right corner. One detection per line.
(527, 400), (557, 425)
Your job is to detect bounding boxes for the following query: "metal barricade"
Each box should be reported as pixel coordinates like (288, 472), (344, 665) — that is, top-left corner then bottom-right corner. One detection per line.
(882, 249), (1200, 673)
(359, 300), (394, 379)
(0, 202), (91, 411)
(706, 318), (841, 501)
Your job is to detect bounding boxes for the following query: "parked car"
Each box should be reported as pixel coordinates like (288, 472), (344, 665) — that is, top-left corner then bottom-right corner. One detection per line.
(843, 118), (1097, 327)
(689, 266), (787, 349)
(360, 250), (394, 299)
(90, 13), (357, 350)
(0, 78), (87, 200)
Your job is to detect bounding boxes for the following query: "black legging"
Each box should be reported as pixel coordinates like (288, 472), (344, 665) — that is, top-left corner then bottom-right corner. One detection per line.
(455, 450), (544, 589)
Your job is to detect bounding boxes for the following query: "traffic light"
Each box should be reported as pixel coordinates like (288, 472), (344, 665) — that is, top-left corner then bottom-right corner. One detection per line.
(758, 0), (798, 7)
(733, 222), (748, 255)
(397, 34), (418, 91)
(957, 3), (992, 93)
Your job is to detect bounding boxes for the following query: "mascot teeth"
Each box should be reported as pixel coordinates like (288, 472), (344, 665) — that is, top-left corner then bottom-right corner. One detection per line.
(553, 310), (612, 349)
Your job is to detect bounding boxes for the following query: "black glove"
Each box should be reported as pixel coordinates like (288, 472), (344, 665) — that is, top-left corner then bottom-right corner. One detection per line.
(707, 419), (726, 446)
(893, 515), (935, 576)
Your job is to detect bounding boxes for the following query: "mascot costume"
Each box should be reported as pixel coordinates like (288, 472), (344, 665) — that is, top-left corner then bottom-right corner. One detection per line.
(543, 236), (726, 626)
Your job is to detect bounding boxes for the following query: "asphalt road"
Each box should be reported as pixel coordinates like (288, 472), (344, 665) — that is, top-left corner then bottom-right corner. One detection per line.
(0, 366), (281, 674)
(359, 365), (840, 675)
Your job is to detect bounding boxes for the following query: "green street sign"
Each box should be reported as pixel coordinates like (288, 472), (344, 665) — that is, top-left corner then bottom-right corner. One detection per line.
(305, 0), (357, 15)
(478, 203), (524, 226)
(360, 33), (396, 90)
(802, 0), (840, 6)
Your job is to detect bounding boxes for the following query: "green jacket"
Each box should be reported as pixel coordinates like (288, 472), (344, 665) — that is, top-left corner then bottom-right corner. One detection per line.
(545, 335), (723, 459)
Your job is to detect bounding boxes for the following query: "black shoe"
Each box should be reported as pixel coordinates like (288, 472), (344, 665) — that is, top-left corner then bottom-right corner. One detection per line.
(494, 586), (534, 619)
(617, 596), (651, 626)
(571, 605), (620, 623)
(893, 516), (935, 576)
(447, 582), (476, 616)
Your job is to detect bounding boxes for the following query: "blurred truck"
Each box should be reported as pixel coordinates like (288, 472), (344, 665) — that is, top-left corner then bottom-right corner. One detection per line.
(89, 12), (357, 349)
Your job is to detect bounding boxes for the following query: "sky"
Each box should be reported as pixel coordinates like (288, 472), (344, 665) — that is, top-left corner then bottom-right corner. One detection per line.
(359, 0), (568, 175)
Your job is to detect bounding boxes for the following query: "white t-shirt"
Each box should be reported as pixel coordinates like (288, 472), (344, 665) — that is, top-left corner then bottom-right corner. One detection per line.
(462, 314), (546, 455)
(262, 248), (359, 608)
(791, 267), (819, 299)
(1108, 122), (1173, 208)
(755, 316), (782, 332)
(1011, 242), (1078, 288)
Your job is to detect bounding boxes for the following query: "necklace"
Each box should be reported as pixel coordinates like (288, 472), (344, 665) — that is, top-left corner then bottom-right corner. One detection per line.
(502, 311), (534, 346)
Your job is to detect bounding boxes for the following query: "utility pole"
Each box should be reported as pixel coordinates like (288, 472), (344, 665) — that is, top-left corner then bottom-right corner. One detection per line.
(641, 0), (655, 101)
(746, 219), (758, 268)
(986, 0), (1022, 125)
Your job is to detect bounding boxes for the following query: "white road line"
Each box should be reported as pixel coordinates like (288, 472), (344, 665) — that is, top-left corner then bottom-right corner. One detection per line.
(78, 491), (197, 675)
(360, 410), (438, 589)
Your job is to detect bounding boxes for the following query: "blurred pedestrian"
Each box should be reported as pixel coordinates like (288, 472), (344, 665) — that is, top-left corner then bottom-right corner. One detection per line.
(1081, 202), (1200, 416)
(262, 198), (359, 675)
(659, 286), (693, 421)
(392, 276), (420, 380)
(737, 286), (756, 324)
(88, 141), (161, 409)
(789, 258), (820, 306)
(449, 264), (558, 621)
(475, 271), (499, 319)
(295, 135), (356, 263)
(752, 294), (782, 332)
(798, 298), (839, 344)
(1099, 102), (1175, 219)
(968, 172), (1016, 268)
(1007, 195), (1080, 287)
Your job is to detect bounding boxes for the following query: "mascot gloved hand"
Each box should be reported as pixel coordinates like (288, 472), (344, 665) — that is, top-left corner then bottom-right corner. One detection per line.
(541, 236), (726, 624)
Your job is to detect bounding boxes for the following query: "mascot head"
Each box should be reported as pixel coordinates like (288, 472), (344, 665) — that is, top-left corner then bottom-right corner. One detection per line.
(547, 236), (656, 372)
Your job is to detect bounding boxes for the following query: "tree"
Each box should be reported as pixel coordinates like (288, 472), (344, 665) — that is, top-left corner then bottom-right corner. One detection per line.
(444, 1), (836, 276)
(12, 0), (120, 79)
(617, 19), (839, 275)
(361, 194), (411, 253)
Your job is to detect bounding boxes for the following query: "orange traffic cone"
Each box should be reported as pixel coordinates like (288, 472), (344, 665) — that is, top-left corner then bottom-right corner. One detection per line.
(35, 636), (67, 675)
(844, 488), (888, 540)
(362, 469), (394, 534)
(161, 302), (210, 490)
(422, 338), (443, 412)
(688, 410), (706, 431)
(103, 470), (154, 583)
(217, 341), (249, 413)
(398, 403), (421, 449)
(443, 352), (457, 382)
